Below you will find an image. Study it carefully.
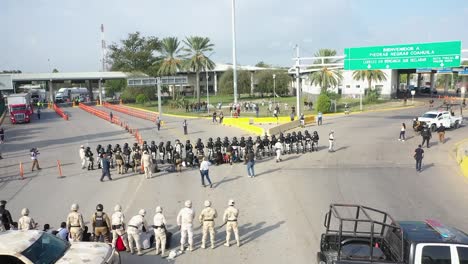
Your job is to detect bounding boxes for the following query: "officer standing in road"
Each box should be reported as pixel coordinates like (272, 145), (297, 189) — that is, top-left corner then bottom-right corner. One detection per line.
(111, 204), (129, 251)
(199, 200), (217, 249)
(328, 130), (335, 152)
(183, 119), (188, 135)
(79, 145), (87, 169)
(67, 203), (85, 242)
(421, 124), (432, 148)
(177, 200), (195, 252)
(30, 147), (41, 171)
(414, 144), (424, 172)
(127, 209), (149, 255)
(114, 151), (124, 174)
(92, 204), (111, 242)
(141, 150), (153, 179)
(156, 116), (162, 131)
(0, 200), (13, 231)
(223, 199), (240, 247)
(274, 140), (283, 162)
(317, 111), (323, 125)
(245, 150), (255, 178)
(18, 208), (38, 230)
(153, 206), (167, 256)
(100, 154), (113, 182)
(437, 123), (446, 144)
(85, 147), (94, 170)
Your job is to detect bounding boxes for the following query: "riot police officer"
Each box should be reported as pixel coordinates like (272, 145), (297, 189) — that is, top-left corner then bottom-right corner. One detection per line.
(92, 204), (111, 243)
(284, 133), (292, 154)
(186, 149), (195, 167)
(85, 147), (94, 170)
(206, 138), (214, 160)
(270, 135), (277, 156)
(106, 144), (114, 168)
(195, 138), (204, 155)
(175, 139), (184, 157)
(114, 144), (122, 154)
(122, 143), (132, 172)
(185, 140), (193, 154)
(304, 130), (313, 152)
(214, 137), (222, 153)
(0, 200), (13, 231)
(262, 134), (270, 156)
(141, 141), (150, 154)
(291, 132), (298, 154)
(297, 131), (305, 153)
(312, 131), (320, 151)
(222, 137), (230, 153)
(158, 142), (165, 164)
(239, 137), (246, 159)
(246, 137), (254, 153)
(150, 141), (158, 160)
(96, 144), (103, 169)
(254, 136), (263, 158)
(165, 141), (173, 164)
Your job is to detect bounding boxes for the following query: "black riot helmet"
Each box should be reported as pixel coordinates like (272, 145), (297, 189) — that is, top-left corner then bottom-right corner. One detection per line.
(97, 144), (102, 148)
(298, 131), (302, 136)
(96, 204), (104, 211)
(186, 140), (190, 144)
(107, 144), (112, 148)
(151, 141), (155, 145)
(292, 131), (296, 136)
(209, 137), (213, 142)
(216, 137), (221, 141)
(248, 136), (252, 141)
(124, 143), (128, 147)
(133, 143), (138, 147)
(240, 137), (245, 141)
(197, 138), (201, 142)
(86, 147), (91, 151)
(272, 135), (276, 139)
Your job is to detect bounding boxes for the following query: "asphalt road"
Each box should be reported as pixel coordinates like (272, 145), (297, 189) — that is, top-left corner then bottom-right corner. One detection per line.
(0, 102), (467, 264)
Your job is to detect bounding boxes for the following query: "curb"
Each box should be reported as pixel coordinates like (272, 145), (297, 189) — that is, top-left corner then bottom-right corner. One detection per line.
(452, 138), (468, 178)
(0, 110), (6, 126)
(123, 104), (201, 119)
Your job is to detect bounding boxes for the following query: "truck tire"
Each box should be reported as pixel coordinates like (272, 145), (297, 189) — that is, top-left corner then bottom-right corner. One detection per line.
(431, 124), (437, 132)
(454, 121), (460, 129)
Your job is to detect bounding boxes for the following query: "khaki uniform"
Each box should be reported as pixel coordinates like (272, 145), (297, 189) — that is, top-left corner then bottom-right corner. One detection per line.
(140, 153), (153, 179)
(115, 153), (124, 174)
(18, 216), (37, 230)
(127, 215), (148, 255)
(199, 207), (217, 248)
(79, 148), (86, 169)
(153, 213), (167, 255)
(177, 207), (195, 251)
(67, 211), (84, 242)
(223, 206), (240, 246)
(111, 211), (129, 250)
(92, 211), (111, 242)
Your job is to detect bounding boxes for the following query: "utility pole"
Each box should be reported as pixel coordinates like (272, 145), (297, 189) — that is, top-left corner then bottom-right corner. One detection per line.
(295, 45), (301, 118)
(206, 63), (210, 114)
(231, 0), (238, 104)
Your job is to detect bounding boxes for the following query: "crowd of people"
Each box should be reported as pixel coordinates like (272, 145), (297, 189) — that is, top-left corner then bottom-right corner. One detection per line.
(0, 199), (240, 257)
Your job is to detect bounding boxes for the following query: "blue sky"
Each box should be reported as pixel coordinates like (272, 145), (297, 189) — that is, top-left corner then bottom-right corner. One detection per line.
(1, 0), (467, 72)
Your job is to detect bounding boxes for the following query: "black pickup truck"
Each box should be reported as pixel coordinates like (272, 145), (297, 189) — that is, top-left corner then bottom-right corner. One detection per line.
(317, 204), (468, 264)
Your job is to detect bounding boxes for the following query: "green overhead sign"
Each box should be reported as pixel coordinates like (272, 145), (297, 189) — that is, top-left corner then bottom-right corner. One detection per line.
(344, 41), (461, 70)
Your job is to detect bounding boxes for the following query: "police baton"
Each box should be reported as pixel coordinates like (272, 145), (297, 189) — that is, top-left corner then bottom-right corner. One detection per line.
(217, 222), (227, 231)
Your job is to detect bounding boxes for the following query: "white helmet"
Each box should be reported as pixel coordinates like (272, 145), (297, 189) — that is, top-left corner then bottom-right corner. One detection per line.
(228, 199), (235, 206)
(138, 209), (146, 216)
(155, 206), (162, 213)
(71, 203), (79, 211)
(204, 200), (211, 207)
(185, 200), (192, 208)
(21, 208), (29, 216)
(114, 204), (122, 212)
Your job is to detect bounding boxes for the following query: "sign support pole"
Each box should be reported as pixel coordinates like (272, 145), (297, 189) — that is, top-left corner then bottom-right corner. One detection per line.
(157, 79), (162, 119)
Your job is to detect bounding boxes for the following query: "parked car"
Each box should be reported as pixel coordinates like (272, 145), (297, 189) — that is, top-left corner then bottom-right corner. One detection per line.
(421, 87), (437, 94)
(0, 230), (120, 264)
(418, 110), (462, 131)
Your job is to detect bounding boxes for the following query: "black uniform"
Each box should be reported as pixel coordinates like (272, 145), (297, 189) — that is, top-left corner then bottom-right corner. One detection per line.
(85, 147), (94, 170)
(0, 202), (13, 230)
(421, 127), (432, 148)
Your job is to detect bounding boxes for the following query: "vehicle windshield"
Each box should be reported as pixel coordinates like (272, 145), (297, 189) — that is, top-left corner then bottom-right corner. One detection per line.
(22, 233), (69, 264)
(11, 106), (27, 111)
(422, 113), (437, 118)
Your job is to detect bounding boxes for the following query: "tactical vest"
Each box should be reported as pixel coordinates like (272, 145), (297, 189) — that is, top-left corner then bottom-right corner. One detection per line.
(95, 212), (107, 227)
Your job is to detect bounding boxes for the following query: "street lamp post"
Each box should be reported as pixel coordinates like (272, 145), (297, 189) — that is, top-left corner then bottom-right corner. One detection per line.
(206, 64), (210, 114)
(360, 86), (363, 111)
(231, 0), (238, 104)
(273, 74), (276, 105)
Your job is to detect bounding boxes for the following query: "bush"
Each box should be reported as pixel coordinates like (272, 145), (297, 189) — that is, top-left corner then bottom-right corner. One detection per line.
(365, 88), (381, 103)
(120, 86), (156, 103)
(136, 94), (149, 105)
(316, 93), (331, 113)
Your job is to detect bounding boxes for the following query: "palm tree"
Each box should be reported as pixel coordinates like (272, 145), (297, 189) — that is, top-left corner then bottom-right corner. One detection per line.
(309, 49), (343, 93)
(183, 36), (215, 104)
(352, 70), (388, 91)
(158, 37), (183, 99)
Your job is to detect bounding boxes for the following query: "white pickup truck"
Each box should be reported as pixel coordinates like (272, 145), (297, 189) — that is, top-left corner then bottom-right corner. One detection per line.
(418, 110), (463, 131)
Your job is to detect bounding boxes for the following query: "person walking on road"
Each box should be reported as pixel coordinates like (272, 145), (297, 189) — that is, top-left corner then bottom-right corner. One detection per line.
(37, 108), (41, 120)
(328, 131), (335, 152)
(30, 147), (41, 171)
(398, 123), (406, 141)
(414, 145), (424, 172)
(274, 140), (283, 162)
(127, 209), (149, 255)
(317, 112), (323, 125)
(437, 123), (446, 144)
(141, 151), (153, 179)
(111, 204), (129, 251)
(421, 125), (432, 148)
(153, 206), (167, 256)
(212, 112), (217, 123)
(156, 116), (161, 131)
(223, 199), (240, 247)
(0, 127), (4, 143)
(0, 200), (13, 231)
(66, 203), (84, 242)
(177, 200), (195, 252)
(100, 154), (113, 182)
(199, 157), (213, 188)
(109, 111), (113, 123)
(199, 200), (217, 249)
(183, 120), (188, 135)
(79, 145), (87, 169)
(219, 112), (224, 124)
(245, 150), (255, 178)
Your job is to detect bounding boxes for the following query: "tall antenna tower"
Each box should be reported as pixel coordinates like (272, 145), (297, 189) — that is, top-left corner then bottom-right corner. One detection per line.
(100, 24), (107, 72)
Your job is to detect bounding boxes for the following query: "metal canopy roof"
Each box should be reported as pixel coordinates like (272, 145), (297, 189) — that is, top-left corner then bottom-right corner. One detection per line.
(8, 71), (129, 82)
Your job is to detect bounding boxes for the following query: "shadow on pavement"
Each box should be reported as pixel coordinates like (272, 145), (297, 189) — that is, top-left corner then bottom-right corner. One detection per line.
(335, 146), (349, 151)
(238, 220), (285, 244)
(421, 163), (434, 172)
(214, 175), (242, 188)
(255, 168), (281, 177)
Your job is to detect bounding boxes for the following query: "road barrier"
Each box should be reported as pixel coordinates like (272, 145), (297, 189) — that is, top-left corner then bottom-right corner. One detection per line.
(455, 140), (468, 178)
(57, 160), (63, 178)
(222, 118), (265, 136)
(79, 104), (145, 145)
(103, 102), (158, 122)
(53, 104), (69, 120)
(19, 162), (24, 179)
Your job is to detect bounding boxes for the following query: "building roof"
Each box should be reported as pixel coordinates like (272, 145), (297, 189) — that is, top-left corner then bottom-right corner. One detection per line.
(179, 63), (274, 73)
(7, 71), (129, 82)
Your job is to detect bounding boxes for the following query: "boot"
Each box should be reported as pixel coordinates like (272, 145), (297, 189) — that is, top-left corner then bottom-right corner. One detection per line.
(224, 242), (230, 247)
(201, 243), (206, 249)
(189, 244), (194, 251)
(180, 245), (185, 252)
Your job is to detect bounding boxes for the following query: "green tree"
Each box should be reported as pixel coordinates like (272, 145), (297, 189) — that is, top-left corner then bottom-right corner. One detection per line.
(157, 37), (184, 99)
(309, 49), (342, 93)
(218, 69), (251, 95)
(255, 70), (290, 96)
(352, 70), (388, 91)
(316, 93), (331, 113)
(108, 32), (161, 75)
(105, 79), (127, 97)
(136, 94), (149, 104)
(255, 61), (271, 68)
(183, 36), (215, 104)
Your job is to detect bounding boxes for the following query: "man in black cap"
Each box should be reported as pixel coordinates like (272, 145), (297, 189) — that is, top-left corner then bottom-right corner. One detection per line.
(0, 200), (14, 231)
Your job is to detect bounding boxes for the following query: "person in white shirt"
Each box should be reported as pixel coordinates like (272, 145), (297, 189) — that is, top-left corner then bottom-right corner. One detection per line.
(153, 206), (167, 256)
(111, 204), (129, 251)
(79, 145), (86, 169)
(274, 141), (283, 162)
(328, 130), (335, 152)
(199, 157), (213, 188)
(177, 200), (195, 252)
(127, 209), (149, 256)
(399, 123), (406, 141)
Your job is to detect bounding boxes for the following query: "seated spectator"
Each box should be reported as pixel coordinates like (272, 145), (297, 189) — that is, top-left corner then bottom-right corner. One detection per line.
(11, 222), (18, 230)
(82, 226), (92, 242)
(56, 222), (69, 241)
(43, 224), (52, 233)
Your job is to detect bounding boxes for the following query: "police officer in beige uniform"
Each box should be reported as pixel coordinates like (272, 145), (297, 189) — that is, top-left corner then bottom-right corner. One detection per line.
(18, 208), (38, 230)
(92, 204), (111, 242)
(111, 204), (129, 251)
(141, 151), (153, 179)
(127, 209), (149, 255)
(153, 206), (167, 256)
(199, 200), (217, 249)
(67, 203), (84, 242)
(223, 199), (240, 247)
(177, 200), (195, 252)
(79, 145), (87, 169)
